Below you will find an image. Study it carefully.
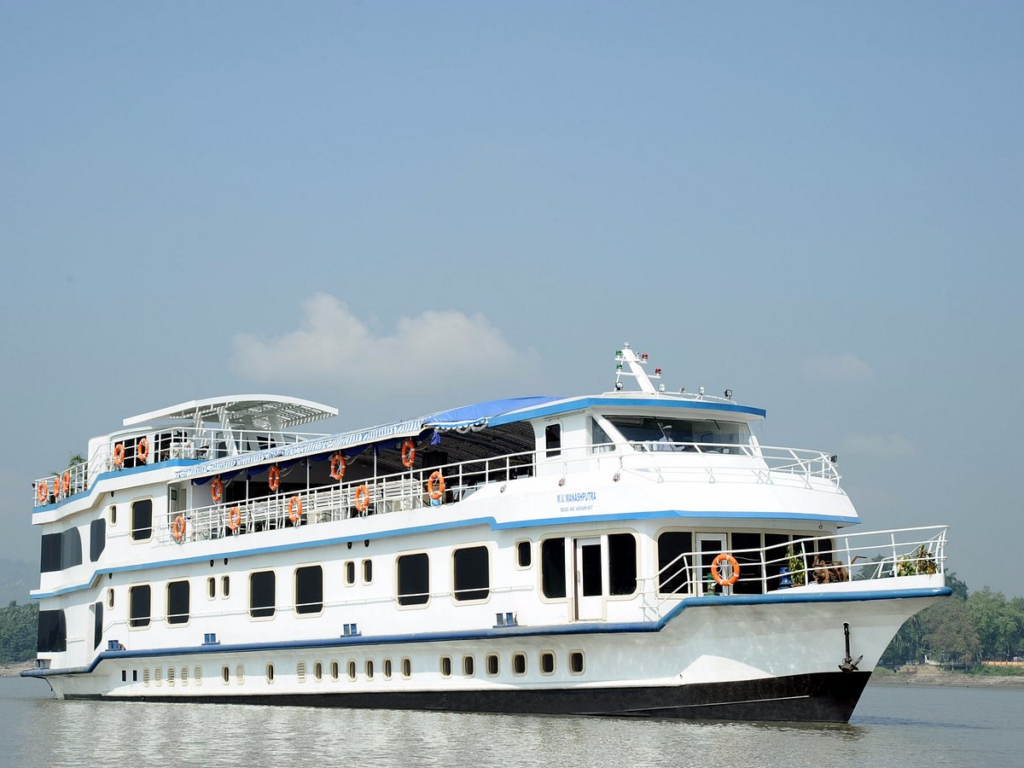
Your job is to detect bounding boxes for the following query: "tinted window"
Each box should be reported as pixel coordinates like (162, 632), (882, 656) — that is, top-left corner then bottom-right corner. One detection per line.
(167, 581), (190, 624)
(90, 519), (106, 562)
(608, 533), (637, 595)
(129, 585), (151, 628)
(516, 541), (531, 568)
(453, 546), (489, 601)
(37, 610), (67, 652)
(250, 571), (276, 618)
(541, 538), (566, 599)
(131, 499), (153, 540)
(295, 565), (323, 614)
(93, 602), (103, 650)
(657, 531), (693, 594)
(397, 553), (429, 606)
(40, 533), (62, 573)
(545, 424), (561, 457)
(732, 532), (763, 595)
(61, 528), (82, 569)
(606, 415), (750, 453)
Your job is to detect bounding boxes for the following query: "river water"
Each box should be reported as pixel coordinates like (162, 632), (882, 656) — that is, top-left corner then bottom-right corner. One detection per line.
(1, 676), (1020, 767)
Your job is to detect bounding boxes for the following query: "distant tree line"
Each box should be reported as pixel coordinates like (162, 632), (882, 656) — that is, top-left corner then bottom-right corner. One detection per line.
(0, 602), (38, 665)
(880, 573), (1024, 669)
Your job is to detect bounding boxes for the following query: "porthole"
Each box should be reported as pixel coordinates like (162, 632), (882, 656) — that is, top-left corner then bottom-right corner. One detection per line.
(236, 664), (245, 684)
(366, 660), (374, 680)
(383, 659), (392, 679)
(440, 656), (452, 678)
(155, 667), (162, 686)
(143, 668), (150, 686)
(402, 658), (412, 678)
(167, 667), (175, 687)
(207, 577), (216, 599)
(266, 664), (275, 683)
(330, 660), (340, 681)
(222, 575), (231, 597)
(540, 651), (555, 675)
(569, 651), (585, 675)
(314, 662), (323, 682)
(485, 653), (499, 677)
(347, 660), (356, 681)
(107, 588), (115, 609)
(512, 652), (527, 676)
(516, 540), (532, 568)
(181, 666), (188, 686)
(345, 561), (355, 586)
(463, 655), (475, 677)
(222, 666), (230, 684)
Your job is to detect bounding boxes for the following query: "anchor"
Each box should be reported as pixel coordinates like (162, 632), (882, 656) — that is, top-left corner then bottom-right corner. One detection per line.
(839, 622), (863, 673)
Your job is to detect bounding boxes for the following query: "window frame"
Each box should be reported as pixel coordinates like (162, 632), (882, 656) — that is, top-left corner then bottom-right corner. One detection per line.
(396, 551), (431, 608)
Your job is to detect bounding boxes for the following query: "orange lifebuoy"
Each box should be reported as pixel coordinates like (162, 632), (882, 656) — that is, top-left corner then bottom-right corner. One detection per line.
(354, 484), (370, 513)
(288, 496), (303, 524)
(227, 506), (241, 531)
(427, 471), (445, 501)
(210, 477), (223, 503)
(172, 514), (187, 542)
(61, 472), (71, 496)
(329, 453), (347, 481)
(112, 443), (125, 468)
(401, 439), (416, 468)
(268, 465), (281, 492)
(36, 481), (48, 503)
(711, 553), (740, 587)
(137, 437), (150, 463)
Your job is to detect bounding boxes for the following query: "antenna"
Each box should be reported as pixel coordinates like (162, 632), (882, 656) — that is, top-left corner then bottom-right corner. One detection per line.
(614, 343), (661, 394)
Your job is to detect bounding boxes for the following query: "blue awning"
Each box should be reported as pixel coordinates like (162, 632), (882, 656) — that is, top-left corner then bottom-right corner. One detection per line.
(424, 397), (561, 430)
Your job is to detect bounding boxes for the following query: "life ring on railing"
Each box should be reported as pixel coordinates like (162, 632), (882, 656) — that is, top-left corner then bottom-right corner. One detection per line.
(427, 471), (445, 501)
(711, 553), (740, 586)
(36, 481), (48, 503)
(137, 437), (150, 463)
(268, 465), (281, 492)
(330, 453), (347, 481)
(401, 439), (416, 468)
(61, 472), (71, 496)
(288, 496), (303, 524)
(112, 443), (125, 468)
(172, 515), (187, 542)
(227, 507), (241, 531)
(354, 484), (370, 513)
(210, 477), (223, 503)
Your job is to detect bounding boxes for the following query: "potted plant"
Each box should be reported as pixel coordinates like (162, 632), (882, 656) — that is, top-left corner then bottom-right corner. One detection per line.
(786, 545), (806, 586)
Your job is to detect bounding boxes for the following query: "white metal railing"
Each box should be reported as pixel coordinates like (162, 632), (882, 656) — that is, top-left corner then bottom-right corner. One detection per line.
(32, 426), (330, 507)
(640, 525), (948, 620)
(155, 441), (843, 547)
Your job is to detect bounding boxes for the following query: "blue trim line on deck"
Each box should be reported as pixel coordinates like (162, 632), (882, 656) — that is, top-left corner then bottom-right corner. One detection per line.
(30, 509), (859, 599)
(489, 397), (766, 427)
(23, 586), (950, 679)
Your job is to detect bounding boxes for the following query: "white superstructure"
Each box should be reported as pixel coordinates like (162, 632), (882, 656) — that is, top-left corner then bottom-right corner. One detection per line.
(25, 345), (948, 722)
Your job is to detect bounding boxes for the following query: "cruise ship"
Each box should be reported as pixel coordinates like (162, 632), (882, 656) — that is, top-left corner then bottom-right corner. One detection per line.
(24, 344), (949, 722)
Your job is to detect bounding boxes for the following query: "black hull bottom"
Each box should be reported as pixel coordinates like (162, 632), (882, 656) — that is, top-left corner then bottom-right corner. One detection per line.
(70, 671), (871, 723)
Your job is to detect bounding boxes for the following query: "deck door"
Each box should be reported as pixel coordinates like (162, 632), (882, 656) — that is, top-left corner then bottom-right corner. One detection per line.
(574, 537), (605, 620)
(696, 533), (729, 596)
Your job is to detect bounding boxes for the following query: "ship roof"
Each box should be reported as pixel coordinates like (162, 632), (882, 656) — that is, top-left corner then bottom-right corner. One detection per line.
(123, 395), (338, 429)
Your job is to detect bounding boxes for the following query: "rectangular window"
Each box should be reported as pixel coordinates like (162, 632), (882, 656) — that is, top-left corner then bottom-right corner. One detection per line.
(516, 540), (532, 568)
(129, 585), (151, 628)
(40, 533), (62, 573)
(541, 538), (566, 599)
(453, 546), (489, 601)
(93, 602), (103, 650)
(249, 571), (276, 618)
(657, 531), (693, 594)
(295, 565), (324, 614)
(608, 533), (637, 596)
(61, 529), (83, 569)
(397, 553), (429, 606)
(37, 609), (67, 653)
(90, 519), (106, 562)
(131, 499), (153, 541)
(166, 580), (190, 625)
(545, 424), (561, 457)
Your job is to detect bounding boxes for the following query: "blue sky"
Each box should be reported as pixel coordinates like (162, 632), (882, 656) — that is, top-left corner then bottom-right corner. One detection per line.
(1, 2), (1021, 595)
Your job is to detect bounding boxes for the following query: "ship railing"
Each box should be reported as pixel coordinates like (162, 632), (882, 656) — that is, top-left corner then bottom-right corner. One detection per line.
(32, 426), (331, 507)
(620, 441), (841, 487)
(640, 525), (948, 620)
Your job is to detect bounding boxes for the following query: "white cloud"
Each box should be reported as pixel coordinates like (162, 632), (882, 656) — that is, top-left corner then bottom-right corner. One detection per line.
(801, 352), (873, 383)
(840, 433), (915, 458)
(231, 294), (541, 398)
